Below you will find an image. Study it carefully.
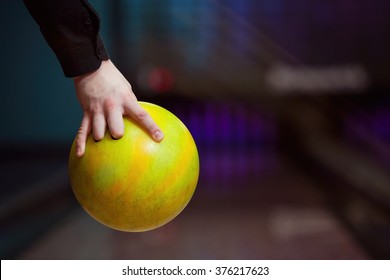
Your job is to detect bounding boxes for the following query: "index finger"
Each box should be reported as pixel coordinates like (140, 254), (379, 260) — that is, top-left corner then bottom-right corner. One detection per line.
(124, 100), (164, 142)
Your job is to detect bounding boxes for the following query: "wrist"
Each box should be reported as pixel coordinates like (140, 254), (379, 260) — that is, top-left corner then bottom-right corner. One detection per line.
(73, 59), (110, 83)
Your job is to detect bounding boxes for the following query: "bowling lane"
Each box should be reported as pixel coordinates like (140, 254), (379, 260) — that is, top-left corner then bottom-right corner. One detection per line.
(0, 146), (76, 259)
(6, 97), (390, 259)
(15, 145), (367, 259)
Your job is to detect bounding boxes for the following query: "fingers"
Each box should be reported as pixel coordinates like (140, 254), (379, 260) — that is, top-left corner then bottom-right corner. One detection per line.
(92, 113), (106, 141)
(76, 103), (163, 158)
(75, 93), (164, 158)
(75, 111), (112, 158)
(76, 114), (91, 158)
(124, 100), (164, 142)
(75, 111), (111, 158)
(107, 108), (124, 139)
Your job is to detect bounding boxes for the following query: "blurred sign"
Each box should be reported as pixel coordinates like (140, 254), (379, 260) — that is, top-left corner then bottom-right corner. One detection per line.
(265, 64), (370, 95)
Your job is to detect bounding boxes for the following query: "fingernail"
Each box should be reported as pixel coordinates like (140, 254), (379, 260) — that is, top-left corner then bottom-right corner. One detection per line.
(154, 131), (164, 142)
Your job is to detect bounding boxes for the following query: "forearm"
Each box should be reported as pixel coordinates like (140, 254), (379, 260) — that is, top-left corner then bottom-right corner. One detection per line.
(23, 0), (109, 77)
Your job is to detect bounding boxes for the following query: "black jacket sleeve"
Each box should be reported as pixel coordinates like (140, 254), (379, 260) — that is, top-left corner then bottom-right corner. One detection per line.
(23, 0), (109, 78)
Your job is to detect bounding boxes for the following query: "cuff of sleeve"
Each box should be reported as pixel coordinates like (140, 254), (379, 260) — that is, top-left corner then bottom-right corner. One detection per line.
(56, 36), (109, 78)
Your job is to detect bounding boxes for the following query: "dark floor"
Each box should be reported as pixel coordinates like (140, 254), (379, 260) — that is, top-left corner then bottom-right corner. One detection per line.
(1, 144), (367, 260)
(3, 97), (390, 260)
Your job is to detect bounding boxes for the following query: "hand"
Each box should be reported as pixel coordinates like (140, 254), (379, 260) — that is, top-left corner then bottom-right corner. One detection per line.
(73, 60), (164, 157)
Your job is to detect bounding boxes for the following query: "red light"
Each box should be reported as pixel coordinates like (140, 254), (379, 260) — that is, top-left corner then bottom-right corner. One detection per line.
(148, 67), (174, 93)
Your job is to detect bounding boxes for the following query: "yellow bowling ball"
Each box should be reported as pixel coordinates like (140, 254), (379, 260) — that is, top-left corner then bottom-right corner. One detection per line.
(68, 102), (199, 232)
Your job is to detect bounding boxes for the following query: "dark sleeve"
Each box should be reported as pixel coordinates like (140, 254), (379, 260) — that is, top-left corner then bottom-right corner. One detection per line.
(23, 0), (109, 78)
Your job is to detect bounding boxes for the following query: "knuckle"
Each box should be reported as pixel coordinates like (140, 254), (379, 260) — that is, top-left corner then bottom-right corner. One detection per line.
(76, 136), (83, 145)
(89, 103), (101, 114)
(77, 126), (87, 137)
(104, 98), (117, 111)
(134, 109), (148, 122)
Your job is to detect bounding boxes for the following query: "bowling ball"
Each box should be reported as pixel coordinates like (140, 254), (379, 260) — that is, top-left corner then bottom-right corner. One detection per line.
(68, 102), (199, 232)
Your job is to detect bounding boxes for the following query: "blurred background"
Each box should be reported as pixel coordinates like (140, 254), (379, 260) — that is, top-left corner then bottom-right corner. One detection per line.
(1, 0), (390, 259)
